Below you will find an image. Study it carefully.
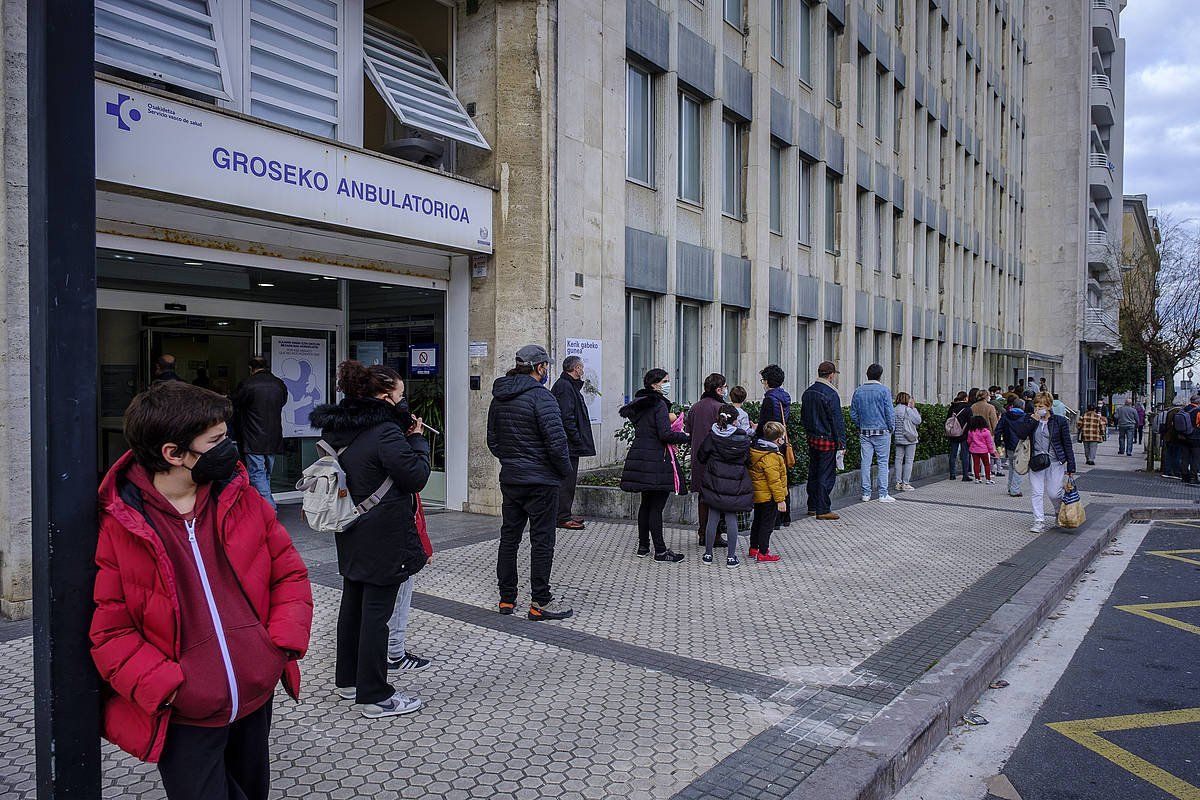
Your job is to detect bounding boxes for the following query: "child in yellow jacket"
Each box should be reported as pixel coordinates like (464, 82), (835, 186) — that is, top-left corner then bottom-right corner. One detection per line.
(748, 421), (789, 562)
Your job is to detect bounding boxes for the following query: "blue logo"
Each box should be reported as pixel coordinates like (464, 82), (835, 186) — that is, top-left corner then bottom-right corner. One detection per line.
(106, 93), (142, 131)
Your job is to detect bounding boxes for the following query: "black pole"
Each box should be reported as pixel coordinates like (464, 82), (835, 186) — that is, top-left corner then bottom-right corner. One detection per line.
(28, 0), (100, 797)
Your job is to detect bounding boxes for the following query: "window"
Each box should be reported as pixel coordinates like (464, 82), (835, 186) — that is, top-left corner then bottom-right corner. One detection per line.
(676, 302), (702, 402)
(626, 293), (655, 401)
(722, 118), (743, 218)
(769, 315), (785, 369)
(824, 322), (839, 364)
(797, 321), (810, 384)
(824, 174), (840, 253)
(722, 307), (743, 385)
(798, 160), (813, 245)
(826, 23), (840, 103)
(855, 190), (867, 265)
(874, 201), (886, 273)
(893, 87), (903, 153)
(626, 64), (654, 185)
(678, 92), (702, 204)
(771, 0), (785, 62)
(857, 54), (870, 126)
(798, 1), (813, 84)
(724, 0), (743, 29)
(875, 68), (887, 141)
(769, 143), (783, 234)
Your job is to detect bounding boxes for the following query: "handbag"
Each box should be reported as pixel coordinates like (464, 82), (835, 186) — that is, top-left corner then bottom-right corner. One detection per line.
(1057, 477), (1085, 528)
(771, 395), (798, 469)
(1029, 452), (1052, 472)
(1012, 439), (1031, 475)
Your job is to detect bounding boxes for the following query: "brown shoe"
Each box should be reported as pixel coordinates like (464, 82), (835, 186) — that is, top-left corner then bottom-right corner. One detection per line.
(815, 512), (840, 520)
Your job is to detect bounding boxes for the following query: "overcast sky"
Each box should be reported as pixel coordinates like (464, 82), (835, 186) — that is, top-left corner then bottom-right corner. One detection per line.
(1120, 0), (1200, 225)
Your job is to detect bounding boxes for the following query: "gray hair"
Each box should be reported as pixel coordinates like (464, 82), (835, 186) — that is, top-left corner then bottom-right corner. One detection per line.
(562, 355), (584, 373)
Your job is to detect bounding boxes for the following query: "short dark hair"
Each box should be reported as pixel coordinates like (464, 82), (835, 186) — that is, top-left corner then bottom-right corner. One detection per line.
(563, 355), (583, 373)
(703, 373), (727, 395)
(643, 368), (668, 389)
(716, 403), (739, 428)
(125, 382), (232, 473)
(760, 364), (785, 388)
(866, 363), (883, 381)
(729, 386), (748, 403)
(249, 355), (269, 371)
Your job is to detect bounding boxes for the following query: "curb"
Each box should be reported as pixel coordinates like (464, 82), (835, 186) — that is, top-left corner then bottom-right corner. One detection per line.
(784, 503), (1197, 800)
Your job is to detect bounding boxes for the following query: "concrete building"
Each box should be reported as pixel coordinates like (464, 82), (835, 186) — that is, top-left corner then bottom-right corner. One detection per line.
(1120, 193), (1159, 337)
(1023, 0), (1126, 409)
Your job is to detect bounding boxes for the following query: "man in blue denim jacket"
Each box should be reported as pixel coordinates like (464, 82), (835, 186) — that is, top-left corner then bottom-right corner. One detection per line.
(850, 364), (896, 502)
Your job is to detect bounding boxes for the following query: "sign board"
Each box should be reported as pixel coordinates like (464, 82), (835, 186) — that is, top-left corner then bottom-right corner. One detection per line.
(469, 341), (488, 359)
(353, 340), (384, 366)
(272, 336), (328, 438)
(409, 344), (439, 377)
(564, 338), (603, 424)
(96, 78), (493, 253)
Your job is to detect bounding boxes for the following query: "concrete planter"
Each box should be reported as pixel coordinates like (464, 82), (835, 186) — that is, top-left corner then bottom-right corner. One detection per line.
(577, 453), (951, 522)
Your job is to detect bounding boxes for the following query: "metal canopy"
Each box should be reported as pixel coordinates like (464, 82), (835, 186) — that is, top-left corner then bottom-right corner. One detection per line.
(363, 17), (491, 151)
(983, 348), (1064, 364)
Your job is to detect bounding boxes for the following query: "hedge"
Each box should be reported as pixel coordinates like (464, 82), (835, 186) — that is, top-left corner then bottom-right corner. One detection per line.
(605, 401), (953, 486)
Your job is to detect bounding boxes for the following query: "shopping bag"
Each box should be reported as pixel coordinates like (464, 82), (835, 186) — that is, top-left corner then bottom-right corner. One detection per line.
(1012, 439), (1031, 475)
(1057, 477), (1085, 529)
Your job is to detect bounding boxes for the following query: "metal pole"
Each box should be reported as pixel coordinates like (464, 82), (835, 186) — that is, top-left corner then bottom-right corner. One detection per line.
(28, 0), (100, 796)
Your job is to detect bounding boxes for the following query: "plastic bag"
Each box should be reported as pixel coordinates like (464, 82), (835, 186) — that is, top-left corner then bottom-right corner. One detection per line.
(1057, 477), (1085, 529)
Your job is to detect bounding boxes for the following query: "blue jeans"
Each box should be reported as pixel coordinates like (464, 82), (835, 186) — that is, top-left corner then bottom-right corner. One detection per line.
(244, 454), (276, 509)
(860, 433), (891, 497)
(1007, 459), (1023, 495)
(1118, 426), (1134, 455)
(949, 440), (971, 478)
(806, 447), (837, 515)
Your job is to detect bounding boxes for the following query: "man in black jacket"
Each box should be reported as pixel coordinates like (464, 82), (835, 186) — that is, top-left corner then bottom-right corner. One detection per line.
(487, 344), (574, 620)
(232, 355), (289, 509)
(551, 355), (597, 530)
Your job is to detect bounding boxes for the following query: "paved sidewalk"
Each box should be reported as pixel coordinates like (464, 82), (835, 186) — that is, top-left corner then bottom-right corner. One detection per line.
(0, 438), (1191, 800)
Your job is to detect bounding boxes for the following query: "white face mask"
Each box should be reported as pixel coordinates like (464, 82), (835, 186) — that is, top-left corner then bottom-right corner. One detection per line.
(659, 381), (671, 397)
(1036, 407), (1049, 419)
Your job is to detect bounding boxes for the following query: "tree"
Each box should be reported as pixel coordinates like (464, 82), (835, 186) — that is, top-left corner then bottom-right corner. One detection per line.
(1097, 345), (1146, 400)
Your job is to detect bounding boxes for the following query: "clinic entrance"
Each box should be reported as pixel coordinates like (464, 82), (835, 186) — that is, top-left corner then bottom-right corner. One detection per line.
(97, 247), (450, 506)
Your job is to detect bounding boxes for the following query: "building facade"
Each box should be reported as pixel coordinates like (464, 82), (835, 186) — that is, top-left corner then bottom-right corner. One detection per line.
(1023, 0), (1126, 410)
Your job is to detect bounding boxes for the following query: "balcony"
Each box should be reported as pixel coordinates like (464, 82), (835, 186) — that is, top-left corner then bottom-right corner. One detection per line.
(1089, 152), (1115, 200)
(1087, 229), (1113, 272)
(1091, 0), (1117, 54)
(1090, 74), (1115, 126)
(1083, 306), (1120, 352)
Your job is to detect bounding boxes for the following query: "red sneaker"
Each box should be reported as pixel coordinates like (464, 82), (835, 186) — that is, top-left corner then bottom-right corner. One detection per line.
(755, 552), (781, 563)
(747, 548), (759, 559)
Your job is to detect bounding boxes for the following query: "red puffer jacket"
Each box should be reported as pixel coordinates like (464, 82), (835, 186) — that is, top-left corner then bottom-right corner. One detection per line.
(90, 451), (313, 762)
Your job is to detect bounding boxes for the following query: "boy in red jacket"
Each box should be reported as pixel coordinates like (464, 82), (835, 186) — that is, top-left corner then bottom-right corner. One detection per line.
(90, 381), (313, 800)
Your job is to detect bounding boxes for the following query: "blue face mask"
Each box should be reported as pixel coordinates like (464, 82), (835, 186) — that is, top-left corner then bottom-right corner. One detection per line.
(538, 367), (549, 386)
(659, 382), (671, 397)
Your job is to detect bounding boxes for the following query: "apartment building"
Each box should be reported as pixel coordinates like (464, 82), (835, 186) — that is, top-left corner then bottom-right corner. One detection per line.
(1023, 0), (1126, 410)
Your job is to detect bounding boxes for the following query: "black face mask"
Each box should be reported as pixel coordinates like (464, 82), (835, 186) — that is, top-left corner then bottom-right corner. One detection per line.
(187, 437), (239, 484)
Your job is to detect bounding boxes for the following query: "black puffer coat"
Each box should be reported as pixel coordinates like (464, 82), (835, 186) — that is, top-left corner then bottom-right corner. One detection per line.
(308, 397), (430, 585)
(486, 374), (572, 486)
(618, 389), (689, 493)
(695, 427), (753, 512)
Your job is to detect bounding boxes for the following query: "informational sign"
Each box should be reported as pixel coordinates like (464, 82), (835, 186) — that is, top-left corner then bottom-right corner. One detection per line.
(564, 338), (603, 423)
(409, 344), (439, 377)
(96, 78), (493, 253)
(272, 336), (328, 438)
(354, 340), (384, 366)
(469, 341), (488, 359)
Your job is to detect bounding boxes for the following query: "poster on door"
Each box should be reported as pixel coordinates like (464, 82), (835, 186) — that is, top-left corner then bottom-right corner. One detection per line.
(272, 336), (328, 438)
(564, 338), (603, 423)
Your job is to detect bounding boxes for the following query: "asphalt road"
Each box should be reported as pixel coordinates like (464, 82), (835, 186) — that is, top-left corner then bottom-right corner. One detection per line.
(1002, 520), (1200, 800)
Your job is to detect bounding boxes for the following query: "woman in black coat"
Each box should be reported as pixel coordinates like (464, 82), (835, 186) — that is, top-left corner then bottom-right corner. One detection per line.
(619, 368), (689, 562)
(947, 391), (974, 481)
(308, 361), (430, 718)
(695, 404), (753, 566)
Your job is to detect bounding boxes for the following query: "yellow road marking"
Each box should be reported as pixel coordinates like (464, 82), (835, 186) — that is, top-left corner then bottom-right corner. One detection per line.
(1046, 708), (1200, 800)
(1148, 549), (1200, 567)
(1115, 600), (1200, 637)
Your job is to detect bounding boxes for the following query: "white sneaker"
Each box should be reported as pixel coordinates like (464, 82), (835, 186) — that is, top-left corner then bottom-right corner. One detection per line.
(1029, 521), (1046, 533)
(861, 494), (871, 502)
(878, 495), (897, 503)
(362, 691), (423, 718)
(986, 479), (995, 485)
(895, 484), (906, 493)
(904, 483), (916, 491)
(336, 686), (356, 701)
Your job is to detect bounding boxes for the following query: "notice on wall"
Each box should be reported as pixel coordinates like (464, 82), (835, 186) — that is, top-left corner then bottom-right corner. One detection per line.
(409, 344), (439, 377)
(272, 336), (328, 438)
(564, 338), (603, 424)
(353, 340), (384, 366)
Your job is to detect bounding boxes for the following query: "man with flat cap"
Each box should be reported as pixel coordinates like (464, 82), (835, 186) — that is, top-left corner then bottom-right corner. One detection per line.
(487, 344), (574, 620)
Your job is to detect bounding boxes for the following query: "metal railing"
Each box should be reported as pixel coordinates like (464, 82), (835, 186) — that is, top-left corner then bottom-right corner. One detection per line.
(1088, 152), (1114, 170)
(1092, 0), (1112, 10)
(1090, 73), (1111, 90)
(1087, 230), (1108, 246)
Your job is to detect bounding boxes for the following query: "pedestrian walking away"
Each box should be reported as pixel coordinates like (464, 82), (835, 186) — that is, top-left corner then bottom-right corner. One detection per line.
(892, 392), (921, 492)
(850, 364), (896, 502)
(231, 355), (288, 510)
(966, 415), (997, 483)
(946, 391), (973, 481)
(487, 344), (575, 620)
(695, 405), (753, 566)
(310, 361), (432, 717)
(995, 395), (1027, 496)
(800, 361), (846, 520)
(1135, 399), (1146, 444)
(748, 421), (789, 562)
(551, 355), (597, 530)
(687, 373), (730, 548)
(1013, 392), (1076, 533)
(90, 381), (313, 800)
(756, 364), (794, 525)
(1077, 404), (1106, 465)
(1159, 401), (1184, 478)
(619, 368), (690, 562)
(1115, 398), (1139, 456)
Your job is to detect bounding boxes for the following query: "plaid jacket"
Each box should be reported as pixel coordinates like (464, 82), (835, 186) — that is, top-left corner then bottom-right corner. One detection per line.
(1077, 412), (1106, 443)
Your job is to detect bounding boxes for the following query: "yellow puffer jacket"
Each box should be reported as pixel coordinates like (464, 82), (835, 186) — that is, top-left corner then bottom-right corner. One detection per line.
(749, 444), (789, 504)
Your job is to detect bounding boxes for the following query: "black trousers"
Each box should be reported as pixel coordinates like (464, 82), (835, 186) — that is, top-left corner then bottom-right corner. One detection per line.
(157, 699), (272, 800)
(1184, 443), (1200, 483)
(806, 448), (837, 514)
(557, 456), (580, 523)
(497, 482), (558, 605)
(750, 502), (778, 553)
(336, 578), (400, 705)
(637, 490), (671, 552)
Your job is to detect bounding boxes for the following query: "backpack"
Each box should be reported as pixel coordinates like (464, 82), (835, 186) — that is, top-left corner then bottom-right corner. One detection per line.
(944, 408), (965, 438)
(898, 406), (920, 443)
(1172, 407), (1198, 437)
(294, 440), (393, 533)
